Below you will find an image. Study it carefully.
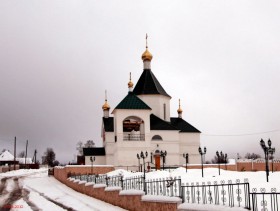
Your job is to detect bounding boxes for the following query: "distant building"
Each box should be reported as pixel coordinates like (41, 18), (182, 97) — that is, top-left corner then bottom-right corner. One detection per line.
(97, 38), (201, 168)
(0, 150), (32, 165)
(83, 148), (106, 165)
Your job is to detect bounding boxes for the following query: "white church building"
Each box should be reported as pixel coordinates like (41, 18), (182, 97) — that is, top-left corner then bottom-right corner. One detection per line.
(85, 39), (201, 168)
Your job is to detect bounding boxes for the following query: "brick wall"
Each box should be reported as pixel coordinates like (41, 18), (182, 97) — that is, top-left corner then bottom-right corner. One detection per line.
(187, 160), (280, 172)
(54, 167), (180, 211)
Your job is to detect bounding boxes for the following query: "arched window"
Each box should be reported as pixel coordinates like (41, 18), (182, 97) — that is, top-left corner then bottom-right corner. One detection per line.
(123, 116), (145, 141)
(152, 135), (163, 141)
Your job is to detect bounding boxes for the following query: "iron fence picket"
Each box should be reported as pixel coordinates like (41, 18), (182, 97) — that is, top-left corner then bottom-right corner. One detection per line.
(250, 188), (280, 211)
(145, 177), (181, 197)
(181, 179), (250, 209)
(122, 175), (144, 191)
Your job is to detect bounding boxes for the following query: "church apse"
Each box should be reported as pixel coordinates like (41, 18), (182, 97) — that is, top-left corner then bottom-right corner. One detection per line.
(123, 116), (145, 141)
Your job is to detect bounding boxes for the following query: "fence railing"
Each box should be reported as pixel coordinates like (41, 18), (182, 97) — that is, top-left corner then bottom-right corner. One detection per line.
(251, 188), (280, 211)
(68, 173), (279, 211)
(181, 179), (251, 209)
(123, 134), (145, 141)
(145, 177), (182, 197)
(123, 175), (145, 191)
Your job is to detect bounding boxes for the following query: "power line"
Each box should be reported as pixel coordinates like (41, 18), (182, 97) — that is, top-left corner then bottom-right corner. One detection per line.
(201, 129), (280, 137)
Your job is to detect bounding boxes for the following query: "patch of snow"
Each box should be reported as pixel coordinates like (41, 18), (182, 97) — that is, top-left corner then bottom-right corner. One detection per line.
(11, 199), (33, 211)
(142, 195), (182, 203)
(0, 150), (14, 161)
(93, 184), (106, 188)
(65, 165), (114, 167)
(119, 190), (145, 195)
(178, 203), (247, 210)
(85, 182), (95, 186)
(105, 186), (122, 191)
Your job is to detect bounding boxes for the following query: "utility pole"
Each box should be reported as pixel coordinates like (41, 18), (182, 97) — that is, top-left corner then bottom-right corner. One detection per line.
(14, 136), (16, 170)
(25, 140), (28, 168)
(34, 149), (37, 164)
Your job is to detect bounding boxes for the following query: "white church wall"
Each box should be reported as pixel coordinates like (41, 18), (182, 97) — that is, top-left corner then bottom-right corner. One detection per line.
(179, 133), (201, 164)
(149, 130), (180, 165)
(105, 155), (114, 165)
(150, 130), (179, 142)
(137, 95), (171, 121)
(85, 156), (106, 165)
(104, 132), (115, 144)
(115, 147), (151, 166)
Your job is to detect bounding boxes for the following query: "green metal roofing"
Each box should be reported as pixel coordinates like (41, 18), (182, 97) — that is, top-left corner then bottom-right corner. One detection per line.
(115, 92), (151, 110)
(150, 114), (178, 130)
(170, 117), (201, 133)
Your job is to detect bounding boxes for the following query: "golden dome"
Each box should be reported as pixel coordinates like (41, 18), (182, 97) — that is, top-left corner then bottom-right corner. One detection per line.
(177, 107), (183, 113)
(142, 48), (153, 61)
(102, 100), (110, 110)
(128, 80), (134, 88)
(177, 99), (183, 113)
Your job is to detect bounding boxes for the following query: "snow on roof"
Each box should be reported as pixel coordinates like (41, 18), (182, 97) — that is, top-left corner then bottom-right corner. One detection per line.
(0, 150), (14, 161)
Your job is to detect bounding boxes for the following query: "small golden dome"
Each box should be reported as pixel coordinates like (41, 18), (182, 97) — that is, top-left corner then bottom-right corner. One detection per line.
(177, 99), (183, 113)
(142, 48), (153, 61)
(177, 107), (183, 113)
(102, 100), (110, 110)
(128, 80), (134, 88)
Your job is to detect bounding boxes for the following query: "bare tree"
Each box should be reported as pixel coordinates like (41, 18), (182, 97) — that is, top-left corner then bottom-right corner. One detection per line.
(211, 153), (228, 164)
(18, 151), (25, 158)
(42, 148), (58, 167)
(84, 140), (95, 148)
(244, 153), (261, 160)
(76, 141), (84, 155)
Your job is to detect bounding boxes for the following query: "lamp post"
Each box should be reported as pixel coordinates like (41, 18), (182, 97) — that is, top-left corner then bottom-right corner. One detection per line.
(160, 150), (167, 170)
(140, 151), (148, 179)
(90, 156), (95, 175)
(224, 153), (228, 170)
(216, 151), (221, 175)
(140, 151), (148, 192)
(268, 140), (276, 173)
(137, 153), (141, 172)
(183, 153), (189, 173)
(198, 146), (207, 178)
(260, 139), (275, 182)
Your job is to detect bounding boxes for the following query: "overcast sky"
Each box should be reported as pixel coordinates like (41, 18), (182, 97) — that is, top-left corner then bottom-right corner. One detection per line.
(0, 0), (280, 163)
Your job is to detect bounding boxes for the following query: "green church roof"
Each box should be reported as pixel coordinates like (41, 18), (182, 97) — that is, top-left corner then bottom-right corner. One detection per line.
(115, 92), (151, 110)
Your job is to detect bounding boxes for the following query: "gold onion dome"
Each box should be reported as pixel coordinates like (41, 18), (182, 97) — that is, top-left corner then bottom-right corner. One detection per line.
(128, 80), (134, 88)
(142, 48), (153, 61)
(102, 100), (110, 110)
(177, 99), (183, 113)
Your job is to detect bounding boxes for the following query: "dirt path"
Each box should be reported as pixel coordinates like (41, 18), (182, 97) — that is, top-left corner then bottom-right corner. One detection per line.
(0, 177), (40, 211)
(0, 175), (72, 211)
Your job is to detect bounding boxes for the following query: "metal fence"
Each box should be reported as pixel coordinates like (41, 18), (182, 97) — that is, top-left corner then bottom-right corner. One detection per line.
(181, 179), (251, 210)
(251, 188), (280, 211)
(68, 173), (280, 211)
(145, 177), (182, 197)
(123, 175), (144, 191)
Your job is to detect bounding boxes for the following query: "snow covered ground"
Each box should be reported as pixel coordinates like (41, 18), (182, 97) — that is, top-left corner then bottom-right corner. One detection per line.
(0, 168), (127, 211)
(1, 167), (279, 211)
